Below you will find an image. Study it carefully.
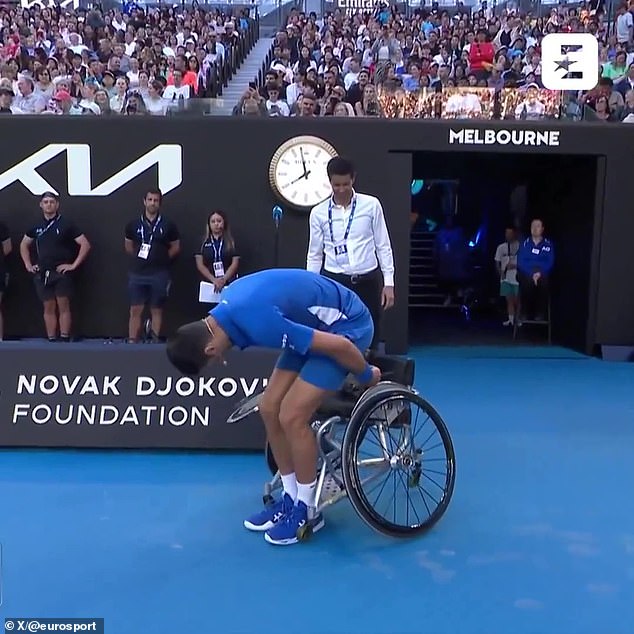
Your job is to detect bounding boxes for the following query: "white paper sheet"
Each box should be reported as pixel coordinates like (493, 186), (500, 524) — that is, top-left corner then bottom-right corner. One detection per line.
(199, 281), (222, 304)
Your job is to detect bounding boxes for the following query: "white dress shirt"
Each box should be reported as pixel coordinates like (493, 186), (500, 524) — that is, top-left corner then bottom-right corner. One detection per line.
(307, 191), (395, 286)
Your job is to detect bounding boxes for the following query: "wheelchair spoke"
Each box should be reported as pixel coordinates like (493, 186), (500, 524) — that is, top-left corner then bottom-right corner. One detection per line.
(422, 471), (446, 492)
(365, 467), (393, 508)
(422, 440), (445, 453)
(419, 428), (439, 451)
(416, 483), (433, 517)
(417, 483), (441, 508)
(392, 472), (397, 525)
(395, 467), (422, 527)
(423, 467), (449, 476)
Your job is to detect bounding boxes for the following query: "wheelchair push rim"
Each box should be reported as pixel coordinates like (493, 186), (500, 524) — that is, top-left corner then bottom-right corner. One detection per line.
(341, 387), (456, 538)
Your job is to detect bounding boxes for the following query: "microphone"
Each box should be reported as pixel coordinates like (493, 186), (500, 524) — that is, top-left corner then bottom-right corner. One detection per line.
(272, 205), (283, 229)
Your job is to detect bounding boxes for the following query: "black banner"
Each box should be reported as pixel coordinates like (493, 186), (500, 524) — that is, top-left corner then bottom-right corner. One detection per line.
(0, 118), (632, 350)
(0, 343), (276, 450)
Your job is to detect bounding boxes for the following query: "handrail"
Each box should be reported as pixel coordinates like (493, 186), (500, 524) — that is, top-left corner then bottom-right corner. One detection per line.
(205, 12), (260, 99)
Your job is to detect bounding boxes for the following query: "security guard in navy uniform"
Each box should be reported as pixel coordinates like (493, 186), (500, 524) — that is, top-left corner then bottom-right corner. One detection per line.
(19, 192), (91, 342)
(0, 219), (12, 341)
(124, 189), (180, 343)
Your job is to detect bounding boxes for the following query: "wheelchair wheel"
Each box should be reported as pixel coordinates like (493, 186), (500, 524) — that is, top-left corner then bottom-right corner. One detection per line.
(341, 386), (456, 538)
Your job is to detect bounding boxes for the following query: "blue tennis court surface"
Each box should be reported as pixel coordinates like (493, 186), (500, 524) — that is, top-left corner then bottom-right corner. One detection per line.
(0, 346), (632, 634)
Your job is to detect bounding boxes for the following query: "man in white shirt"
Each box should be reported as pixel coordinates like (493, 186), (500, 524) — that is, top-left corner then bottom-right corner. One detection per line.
(494, 225), (520, 326)
(616, 3), (633, 45)
(163, 70), (191, 101)
(307, 157), (395, 350)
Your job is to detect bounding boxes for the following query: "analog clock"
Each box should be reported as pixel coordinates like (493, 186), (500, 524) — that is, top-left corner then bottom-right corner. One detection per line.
(269, 136), (339, 210)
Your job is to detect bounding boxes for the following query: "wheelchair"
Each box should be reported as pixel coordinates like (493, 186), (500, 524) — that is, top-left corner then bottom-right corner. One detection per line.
(227, 353), (456, 541)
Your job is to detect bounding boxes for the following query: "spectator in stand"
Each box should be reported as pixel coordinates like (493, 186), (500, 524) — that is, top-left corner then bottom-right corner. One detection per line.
(0, 85), (20, 113)
(615, 63), (634, 97)
(469, 28), (495, 80)
(0, 3), (252, 116)
(615, 3), (633, 47)
(254, 2), (634, 124)
(620, 89), (634, 120)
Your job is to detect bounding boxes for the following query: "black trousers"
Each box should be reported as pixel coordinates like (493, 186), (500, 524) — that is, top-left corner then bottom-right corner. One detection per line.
(323, 268), (382, 350)
(518, 272), (550, 317)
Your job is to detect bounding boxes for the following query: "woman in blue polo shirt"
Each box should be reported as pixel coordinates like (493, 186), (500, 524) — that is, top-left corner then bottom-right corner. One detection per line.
(194, 210), (240, 305)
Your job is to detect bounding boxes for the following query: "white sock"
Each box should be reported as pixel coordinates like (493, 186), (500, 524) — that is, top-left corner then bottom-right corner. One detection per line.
(280, 473), (297, 501)
(296, 480), (317, 508)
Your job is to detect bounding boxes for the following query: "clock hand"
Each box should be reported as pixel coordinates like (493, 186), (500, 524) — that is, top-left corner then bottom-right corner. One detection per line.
(299, 147), (308, 177)
(290, 170), (312, 185)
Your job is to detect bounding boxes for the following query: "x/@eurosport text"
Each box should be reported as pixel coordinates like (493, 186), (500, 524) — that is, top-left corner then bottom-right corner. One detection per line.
(11, 374), (269, 427)
(4, 619), (104, 633)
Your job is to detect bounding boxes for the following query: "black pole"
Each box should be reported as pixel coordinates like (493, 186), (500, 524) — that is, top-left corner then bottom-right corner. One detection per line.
(272, 205), (283, 268)
(274, 226), (280, 268)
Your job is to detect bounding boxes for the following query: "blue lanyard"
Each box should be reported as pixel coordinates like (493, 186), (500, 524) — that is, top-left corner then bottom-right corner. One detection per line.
(211, 238), (223, 262)
(327, 196), (357, 245)
(140, 215), (161, 244)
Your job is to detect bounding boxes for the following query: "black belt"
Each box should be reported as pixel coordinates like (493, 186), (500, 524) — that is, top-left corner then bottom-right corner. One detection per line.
(325, 269), (378, 285)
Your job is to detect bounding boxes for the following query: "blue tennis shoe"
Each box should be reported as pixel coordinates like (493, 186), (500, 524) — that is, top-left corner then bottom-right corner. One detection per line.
(243, 493), (294, 532)
(264, 500), (325, 546)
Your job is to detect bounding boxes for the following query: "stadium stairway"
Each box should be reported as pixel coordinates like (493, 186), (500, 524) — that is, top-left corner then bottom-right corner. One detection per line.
(409, 229), (446, 308)
(214, 37), (275, 116)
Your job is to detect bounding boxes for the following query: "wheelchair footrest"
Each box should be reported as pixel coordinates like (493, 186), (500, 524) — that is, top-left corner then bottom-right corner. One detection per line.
(318, 473), (344, 506)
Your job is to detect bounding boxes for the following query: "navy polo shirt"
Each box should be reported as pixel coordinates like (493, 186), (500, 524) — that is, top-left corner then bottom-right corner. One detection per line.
(25, 215), (82, 270)
(125, 214), (179, 275)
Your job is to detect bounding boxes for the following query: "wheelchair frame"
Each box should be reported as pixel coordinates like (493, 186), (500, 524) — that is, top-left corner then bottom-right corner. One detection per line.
(227, 373), (456, 540)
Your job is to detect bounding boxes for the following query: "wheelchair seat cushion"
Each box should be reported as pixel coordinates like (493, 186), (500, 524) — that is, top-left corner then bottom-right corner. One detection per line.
(367, 352), (415, 386)
(316, 376), (364, 419)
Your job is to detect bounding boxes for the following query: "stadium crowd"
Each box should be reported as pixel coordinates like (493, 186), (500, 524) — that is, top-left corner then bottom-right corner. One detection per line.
(0, 0), (633, 121)
(235, 1), (634, 122)
(0, 2), (252, 115)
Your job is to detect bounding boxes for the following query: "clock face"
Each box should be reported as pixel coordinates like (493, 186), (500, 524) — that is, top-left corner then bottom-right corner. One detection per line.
(270, 136), (338, 209)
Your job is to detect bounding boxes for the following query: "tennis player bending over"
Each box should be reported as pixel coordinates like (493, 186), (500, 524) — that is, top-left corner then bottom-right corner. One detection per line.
(166, 268), (380, 546)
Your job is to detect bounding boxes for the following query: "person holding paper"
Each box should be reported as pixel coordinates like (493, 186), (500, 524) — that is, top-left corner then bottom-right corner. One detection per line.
(194, 210), (240, 305)
(124, 189), (180, 343)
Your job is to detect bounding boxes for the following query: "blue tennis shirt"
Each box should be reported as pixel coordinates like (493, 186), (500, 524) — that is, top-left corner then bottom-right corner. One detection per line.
(209, 268), (372, 354)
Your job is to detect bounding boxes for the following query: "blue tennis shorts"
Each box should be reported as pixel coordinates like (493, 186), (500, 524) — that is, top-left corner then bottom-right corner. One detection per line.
(275, 313), (374, 391)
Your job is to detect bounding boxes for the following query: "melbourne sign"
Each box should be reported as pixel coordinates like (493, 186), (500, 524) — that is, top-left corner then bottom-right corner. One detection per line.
(0, 144), (183, 197)
(448, 129), (561, 147)
(0, 346), (276, 450)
